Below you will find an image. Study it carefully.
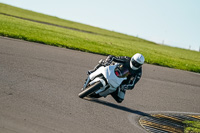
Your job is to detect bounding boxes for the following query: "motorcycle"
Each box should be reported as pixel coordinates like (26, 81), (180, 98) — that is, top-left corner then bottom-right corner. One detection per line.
(78, 60), (130, 99)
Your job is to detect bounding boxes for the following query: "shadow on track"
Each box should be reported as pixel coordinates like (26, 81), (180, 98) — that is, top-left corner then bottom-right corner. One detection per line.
(84, 98), (186, 133)
(85, 98), (150, 117)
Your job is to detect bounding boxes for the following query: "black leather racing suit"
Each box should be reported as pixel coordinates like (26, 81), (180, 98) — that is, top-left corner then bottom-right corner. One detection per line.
(91, 55), (142, 103)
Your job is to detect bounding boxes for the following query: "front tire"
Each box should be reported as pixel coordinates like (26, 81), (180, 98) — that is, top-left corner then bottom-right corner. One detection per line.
(79, 81), (103, 98)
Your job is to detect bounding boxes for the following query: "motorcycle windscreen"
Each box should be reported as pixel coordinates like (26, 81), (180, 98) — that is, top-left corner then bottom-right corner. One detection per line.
(114, 64), (130, 78)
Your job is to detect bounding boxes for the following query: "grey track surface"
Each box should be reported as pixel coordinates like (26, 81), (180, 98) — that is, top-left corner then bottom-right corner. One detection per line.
(0, 37), (200, 133)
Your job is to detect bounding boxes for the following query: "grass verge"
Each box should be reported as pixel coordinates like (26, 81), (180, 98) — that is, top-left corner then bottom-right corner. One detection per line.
(0, 3), (200, 73)
(184, 121), (200, 133)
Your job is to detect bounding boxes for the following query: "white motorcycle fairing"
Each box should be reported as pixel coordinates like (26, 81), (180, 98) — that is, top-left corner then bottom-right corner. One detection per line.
(86, 64), (127, 97)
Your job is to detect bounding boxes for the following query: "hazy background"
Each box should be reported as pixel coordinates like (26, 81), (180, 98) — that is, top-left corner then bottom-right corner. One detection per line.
(0, 0), (200, 51)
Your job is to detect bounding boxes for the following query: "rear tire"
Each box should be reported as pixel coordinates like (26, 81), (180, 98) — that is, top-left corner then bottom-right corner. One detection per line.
(79, 81), (103, 98)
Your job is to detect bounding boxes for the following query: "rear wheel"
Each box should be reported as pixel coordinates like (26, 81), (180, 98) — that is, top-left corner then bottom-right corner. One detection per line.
(79, 81), (103, 98)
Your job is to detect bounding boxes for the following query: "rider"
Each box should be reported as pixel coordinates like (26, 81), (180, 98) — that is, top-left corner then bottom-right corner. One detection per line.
(88, 53), (145, 103)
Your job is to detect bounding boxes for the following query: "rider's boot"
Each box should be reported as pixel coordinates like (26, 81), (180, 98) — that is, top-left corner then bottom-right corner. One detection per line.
(111, 88), (125, 103)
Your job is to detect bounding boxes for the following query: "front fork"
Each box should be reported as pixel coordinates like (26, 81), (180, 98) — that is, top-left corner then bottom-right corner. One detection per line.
(83, 76), (90, 90)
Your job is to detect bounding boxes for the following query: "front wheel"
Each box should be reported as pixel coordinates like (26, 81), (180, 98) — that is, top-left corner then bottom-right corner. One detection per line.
(79, 81), (103, 98)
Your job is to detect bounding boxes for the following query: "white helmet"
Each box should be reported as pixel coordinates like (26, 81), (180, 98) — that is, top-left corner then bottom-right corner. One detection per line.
(130, 53), (145, 70)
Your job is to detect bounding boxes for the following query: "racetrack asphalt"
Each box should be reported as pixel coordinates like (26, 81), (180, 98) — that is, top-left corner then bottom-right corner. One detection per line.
(0, 36), (200, 133)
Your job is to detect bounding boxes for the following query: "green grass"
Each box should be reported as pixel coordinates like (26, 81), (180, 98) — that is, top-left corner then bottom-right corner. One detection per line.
(0, 3), (200, 73)
(0, 3), (139, 41)
(183, 121), (200, 133)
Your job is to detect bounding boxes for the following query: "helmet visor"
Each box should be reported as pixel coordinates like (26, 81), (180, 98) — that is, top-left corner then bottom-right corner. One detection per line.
(131, 60), (142, 68)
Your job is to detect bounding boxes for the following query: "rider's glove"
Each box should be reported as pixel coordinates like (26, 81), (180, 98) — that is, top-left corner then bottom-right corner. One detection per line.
(104, 61), (111, 66)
